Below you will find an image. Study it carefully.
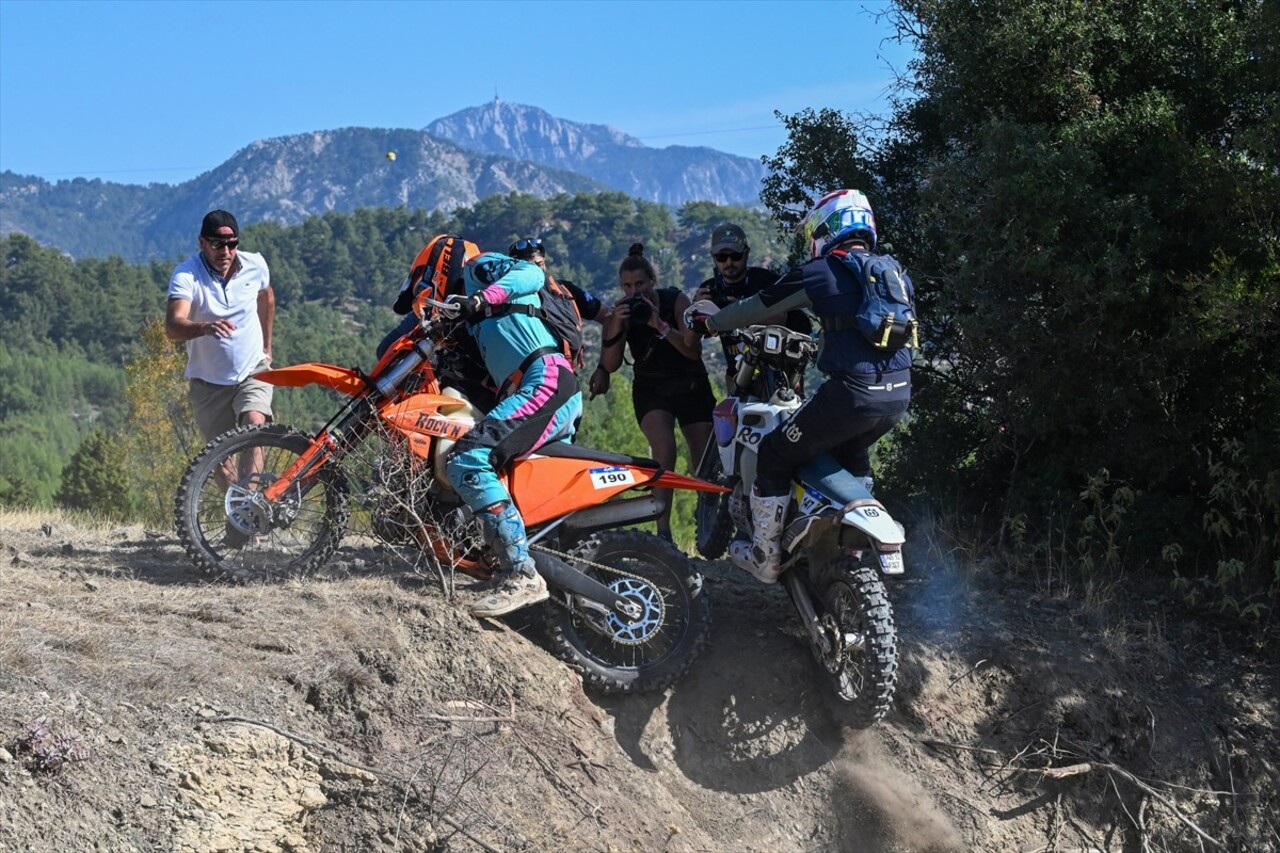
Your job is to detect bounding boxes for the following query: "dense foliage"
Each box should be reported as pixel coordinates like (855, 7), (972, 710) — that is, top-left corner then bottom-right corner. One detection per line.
(763, 0), (1279, 619)
(54, 428), (134, 520)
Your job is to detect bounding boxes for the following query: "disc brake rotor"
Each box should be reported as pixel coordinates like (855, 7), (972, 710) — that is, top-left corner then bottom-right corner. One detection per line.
(820, 583), (869, 699)
(224, 472), (279, 535)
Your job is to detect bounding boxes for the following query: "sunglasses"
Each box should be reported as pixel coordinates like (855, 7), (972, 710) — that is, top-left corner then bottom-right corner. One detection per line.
(512, 237), (545, 254)
(713, 251), (744, 263)
(205, 238), (239, 250)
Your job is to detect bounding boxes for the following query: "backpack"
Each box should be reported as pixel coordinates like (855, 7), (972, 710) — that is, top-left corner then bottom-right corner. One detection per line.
(832, 250), (919, 351)
(484, 273), (586, 368)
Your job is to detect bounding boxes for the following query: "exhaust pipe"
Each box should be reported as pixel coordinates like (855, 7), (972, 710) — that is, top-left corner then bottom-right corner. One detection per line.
(562, 496), (664, 532)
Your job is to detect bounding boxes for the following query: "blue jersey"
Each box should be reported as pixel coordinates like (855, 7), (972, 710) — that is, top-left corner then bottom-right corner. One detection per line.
(462, 254), (561, 385)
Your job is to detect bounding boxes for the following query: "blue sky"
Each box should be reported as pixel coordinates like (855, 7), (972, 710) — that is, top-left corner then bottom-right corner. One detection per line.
(0, 0), (915, 187)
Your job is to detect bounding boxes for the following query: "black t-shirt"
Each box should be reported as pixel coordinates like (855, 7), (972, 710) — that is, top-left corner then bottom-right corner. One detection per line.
(700, 266), (779, 307)
(701, 267), (813, 381)
(700, 266), (813, 334)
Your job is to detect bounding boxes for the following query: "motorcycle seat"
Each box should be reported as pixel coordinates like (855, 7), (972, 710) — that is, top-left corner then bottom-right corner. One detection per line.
(529, 440), (659, 469)
(797, 453), (875, 506)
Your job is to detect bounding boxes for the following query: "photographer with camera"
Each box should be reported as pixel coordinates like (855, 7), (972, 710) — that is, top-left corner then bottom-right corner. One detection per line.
(694, 223), (812, 394)
(598, 243), (713, 542)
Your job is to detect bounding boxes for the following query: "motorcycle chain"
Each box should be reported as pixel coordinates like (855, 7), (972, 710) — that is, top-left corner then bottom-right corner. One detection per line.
(530, 541), (650, 585)
(529, 542), (667, 642)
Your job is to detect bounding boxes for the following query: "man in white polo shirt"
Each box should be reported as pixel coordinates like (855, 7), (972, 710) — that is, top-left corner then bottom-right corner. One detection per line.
(165, 210), (276, 448)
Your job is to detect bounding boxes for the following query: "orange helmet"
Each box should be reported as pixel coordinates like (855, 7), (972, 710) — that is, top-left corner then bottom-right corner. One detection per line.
(394, 235), (481, 315)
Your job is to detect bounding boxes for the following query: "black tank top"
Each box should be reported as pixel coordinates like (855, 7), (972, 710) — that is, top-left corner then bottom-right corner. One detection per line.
(626, 288), (707, 380)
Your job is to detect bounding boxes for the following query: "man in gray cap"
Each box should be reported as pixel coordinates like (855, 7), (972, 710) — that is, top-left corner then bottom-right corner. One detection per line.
(165, 210), (275, 510)
(695, 223), (812, 393)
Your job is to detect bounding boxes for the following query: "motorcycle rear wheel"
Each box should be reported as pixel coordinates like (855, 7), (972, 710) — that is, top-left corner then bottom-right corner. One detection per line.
(812, 557), (898, 727)
(694, 438), (735, 560)
(175, 424), (349, 582)
(544, 530), (711, 694)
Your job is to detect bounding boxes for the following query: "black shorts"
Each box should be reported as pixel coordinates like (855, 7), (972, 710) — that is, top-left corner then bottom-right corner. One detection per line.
(632, 372), (715, 427)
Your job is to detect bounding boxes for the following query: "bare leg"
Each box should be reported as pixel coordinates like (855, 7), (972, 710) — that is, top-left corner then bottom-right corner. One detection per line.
(212, 410), (269, 490)
(239, 410), (269, 485)
(638, 409), (678, 537)
(680, 422), (713, 474)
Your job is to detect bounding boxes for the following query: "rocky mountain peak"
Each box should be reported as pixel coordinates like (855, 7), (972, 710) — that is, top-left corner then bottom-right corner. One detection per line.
(427, 98), (643, 167)
(427, 99), (765, 207)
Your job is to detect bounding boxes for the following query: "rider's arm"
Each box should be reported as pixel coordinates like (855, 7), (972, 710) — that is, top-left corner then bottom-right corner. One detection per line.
(476, 259), (544, 306)
(706, 273), (811, 333)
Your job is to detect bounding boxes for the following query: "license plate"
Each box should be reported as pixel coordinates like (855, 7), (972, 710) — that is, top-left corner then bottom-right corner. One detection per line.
(878, 551), (904, 574)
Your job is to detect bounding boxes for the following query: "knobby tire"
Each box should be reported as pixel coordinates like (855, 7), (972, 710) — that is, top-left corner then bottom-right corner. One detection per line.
(175, 424), (349, 583)
(813, 557), (898, 728)
(544, 530), (711, 694)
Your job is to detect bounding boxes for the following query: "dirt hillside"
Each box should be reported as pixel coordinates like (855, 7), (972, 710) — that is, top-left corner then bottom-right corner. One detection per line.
(1, 508), (1276, 852)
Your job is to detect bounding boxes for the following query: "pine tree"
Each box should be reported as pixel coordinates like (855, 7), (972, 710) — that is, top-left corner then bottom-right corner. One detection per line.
(55, 428), (134, 520)
(122, 319), (197, 524)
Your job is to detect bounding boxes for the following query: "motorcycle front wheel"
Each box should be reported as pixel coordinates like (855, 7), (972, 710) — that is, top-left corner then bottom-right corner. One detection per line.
(812, 556), (898, 728)
(544, 530), (711, 694)
(175, 424), (350, 582)
(694, 437), (735, 560)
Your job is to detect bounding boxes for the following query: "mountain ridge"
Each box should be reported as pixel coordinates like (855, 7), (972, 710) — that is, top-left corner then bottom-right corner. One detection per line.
(428, 100), (767, 206)
(0, 101), (767, 260)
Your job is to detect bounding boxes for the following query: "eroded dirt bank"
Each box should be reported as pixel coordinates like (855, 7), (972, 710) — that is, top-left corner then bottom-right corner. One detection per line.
(2, 511), (1276, 851)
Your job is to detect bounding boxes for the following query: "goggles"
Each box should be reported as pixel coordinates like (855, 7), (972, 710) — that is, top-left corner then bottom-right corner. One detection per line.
(509, 237), (545, 258)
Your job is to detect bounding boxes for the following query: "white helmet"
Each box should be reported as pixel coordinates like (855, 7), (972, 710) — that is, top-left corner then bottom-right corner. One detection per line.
(799, 189), (876, 259)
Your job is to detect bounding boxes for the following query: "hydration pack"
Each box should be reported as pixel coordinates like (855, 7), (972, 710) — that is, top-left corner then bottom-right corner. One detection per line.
(485, 273), (586, 368)
(831, 250), (919, 351)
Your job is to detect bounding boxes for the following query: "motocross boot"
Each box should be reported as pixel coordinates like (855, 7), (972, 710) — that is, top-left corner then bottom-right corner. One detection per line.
(470, 502), (549, 618)
(859, 476), (875, 496)
(729, 491), (790, 583)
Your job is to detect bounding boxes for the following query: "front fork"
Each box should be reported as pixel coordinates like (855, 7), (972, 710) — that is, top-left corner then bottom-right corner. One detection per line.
(782, 568), (866, 661)
(262, 397), (375, 504)
(782, 571), (832, 656)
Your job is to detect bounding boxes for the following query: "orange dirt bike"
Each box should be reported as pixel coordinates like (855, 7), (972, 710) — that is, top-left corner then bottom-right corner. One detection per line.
(175, 298), (727, 693)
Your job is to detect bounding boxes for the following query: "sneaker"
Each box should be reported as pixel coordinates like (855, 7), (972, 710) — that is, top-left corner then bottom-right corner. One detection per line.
(469, 570), (549, 618)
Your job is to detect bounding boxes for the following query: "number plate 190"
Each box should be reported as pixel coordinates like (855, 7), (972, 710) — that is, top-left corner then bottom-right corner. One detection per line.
(589, 467), (636, 489)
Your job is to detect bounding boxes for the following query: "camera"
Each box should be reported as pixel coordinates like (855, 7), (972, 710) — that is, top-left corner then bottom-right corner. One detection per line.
(621, 296), (653, 326)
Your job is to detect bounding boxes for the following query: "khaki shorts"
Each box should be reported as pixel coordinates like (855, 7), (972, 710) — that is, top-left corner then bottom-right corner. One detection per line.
(189, 360), (274, 442)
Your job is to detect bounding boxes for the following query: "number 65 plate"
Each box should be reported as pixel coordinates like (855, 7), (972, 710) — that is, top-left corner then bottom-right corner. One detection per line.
(589, 466), (636, 489)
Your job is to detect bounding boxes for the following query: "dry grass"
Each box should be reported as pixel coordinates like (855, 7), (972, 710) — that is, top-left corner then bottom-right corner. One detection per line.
(0, 507), (427, 710)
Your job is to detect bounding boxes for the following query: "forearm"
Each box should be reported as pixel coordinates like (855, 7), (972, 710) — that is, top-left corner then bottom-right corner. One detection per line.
(258, 288), (276, 355)
(165, 315), (213, 341)
(708, 287), (810, 332)
(165, 300), (211, 341)
(600, 340), (625, 373)
(658, 321), (701, 360)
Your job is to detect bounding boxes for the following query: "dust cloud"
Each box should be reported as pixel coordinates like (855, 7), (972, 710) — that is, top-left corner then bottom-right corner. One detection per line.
(829, 731), (965, 853)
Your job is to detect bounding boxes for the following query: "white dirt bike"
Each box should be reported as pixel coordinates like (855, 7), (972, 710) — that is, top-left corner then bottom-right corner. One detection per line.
(689, 301), (906, 727)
